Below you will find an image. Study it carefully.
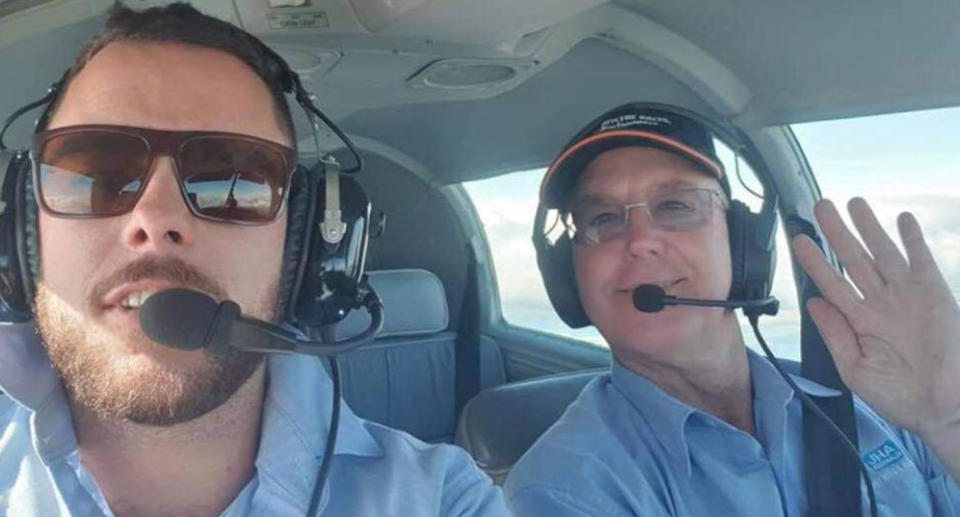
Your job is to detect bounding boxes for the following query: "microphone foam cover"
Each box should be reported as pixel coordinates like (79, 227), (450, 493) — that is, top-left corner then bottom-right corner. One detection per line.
(140, 289), (218, 351)
(632, 284), (667, 313)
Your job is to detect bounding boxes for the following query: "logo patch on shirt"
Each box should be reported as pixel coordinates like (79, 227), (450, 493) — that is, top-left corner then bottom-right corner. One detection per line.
(862, 440), (904, 471)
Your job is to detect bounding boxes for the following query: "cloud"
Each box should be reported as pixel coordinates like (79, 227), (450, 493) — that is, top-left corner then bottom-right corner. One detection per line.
(471, 196), (552, 306)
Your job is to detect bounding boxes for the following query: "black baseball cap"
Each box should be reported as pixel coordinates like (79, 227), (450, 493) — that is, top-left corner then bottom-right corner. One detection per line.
(540, 103), (730, 209)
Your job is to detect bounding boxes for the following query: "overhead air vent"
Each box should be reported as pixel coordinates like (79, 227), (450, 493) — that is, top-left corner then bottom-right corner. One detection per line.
(409, 59), (536, 90)
(274, 48), (342, 78)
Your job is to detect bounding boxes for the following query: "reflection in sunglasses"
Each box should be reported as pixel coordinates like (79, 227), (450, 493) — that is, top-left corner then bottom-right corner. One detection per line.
(32, 125), (295, 224)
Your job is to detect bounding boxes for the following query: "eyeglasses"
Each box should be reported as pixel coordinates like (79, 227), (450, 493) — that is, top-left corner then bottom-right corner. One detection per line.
(568, 187), (726, 245)
(30, 125), (297, 224)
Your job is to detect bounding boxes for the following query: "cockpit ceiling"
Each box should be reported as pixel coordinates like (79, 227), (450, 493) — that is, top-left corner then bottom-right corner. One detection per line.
(614, 0), (960, 126)
(1, 0), (958, 180)
(0, 0), (55, 19)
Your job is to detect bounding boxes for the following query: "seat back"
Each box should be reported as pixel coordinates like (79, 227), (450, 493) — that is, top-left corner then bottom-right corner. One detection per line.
(455, 369), (604, 483)
(456, 357), (804, 482)
(337, 269), (506, 442)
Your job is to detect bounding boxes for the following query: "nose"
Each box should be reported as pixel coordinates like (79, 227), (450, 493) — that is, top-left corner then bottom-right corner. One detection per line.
(120, 157), (196, 252)
(624, 206), (665, 258)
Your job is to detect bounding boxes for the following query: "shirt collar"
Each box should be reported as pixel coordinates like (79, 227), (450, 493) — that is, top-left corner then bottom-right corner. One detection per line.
(0, 322), (59, 410)
(745, 348), (844, 400)
(610, 348), (844, 476)
(0, 322), (80, 462)
(610, 359), (696, 475)
(250, 353), (384, 508)
(0, 321), (385, 511)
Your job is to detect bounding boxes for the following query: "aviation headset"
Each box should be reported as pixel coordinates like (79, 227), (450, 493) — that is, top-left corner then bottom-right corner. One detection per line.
(533, 102), (778, 328)
(0, 36), (372, 331)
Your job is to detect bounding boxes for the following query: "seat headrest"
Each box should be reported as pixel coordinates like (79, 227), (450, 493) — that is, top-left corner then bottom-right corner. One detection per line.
(336, 269), (449, 340)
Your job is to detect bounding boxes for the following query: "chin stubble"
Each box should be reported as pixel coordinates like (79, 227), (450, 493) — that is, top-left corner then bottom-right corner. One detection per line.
(35, 256), (278, 426)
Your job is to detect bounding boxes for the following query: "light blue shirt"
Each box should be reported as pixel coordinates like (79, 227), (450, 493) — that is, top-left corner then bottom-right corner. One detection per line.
(0, 322), (509, 516)
(505, 349), (960, 516)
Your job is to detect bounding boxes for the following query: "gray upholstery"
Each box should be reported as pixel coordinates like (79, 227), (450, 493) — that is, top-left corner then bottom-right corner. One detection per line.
(337, 269), (506, 443)
(455, 369), (604, 484)
(456, 358), (805, 483)
(337, 268), (449, 340)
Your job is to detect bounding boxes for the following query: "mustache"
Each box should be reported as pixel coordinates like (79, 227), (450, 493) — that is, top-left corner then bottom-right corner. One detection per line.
(87, 255), (226, 310)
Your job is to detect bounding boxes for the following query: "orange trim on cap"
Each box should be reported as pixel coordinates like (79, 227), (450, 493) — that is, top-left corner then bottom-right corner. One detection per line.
(539, 129), (725, 202)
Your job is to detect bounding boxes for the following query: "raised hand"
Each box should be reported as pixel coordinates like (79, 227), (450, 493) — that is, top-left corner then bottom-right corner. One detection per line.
(792, 198), (960, 446)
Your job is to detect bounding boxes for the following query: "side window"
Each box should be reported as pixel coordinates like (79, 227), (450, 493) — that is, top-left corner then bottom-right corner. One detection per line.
(793, 107), (960, 302)
(464, 146), (802, 359)
(463, 170), (607, 347)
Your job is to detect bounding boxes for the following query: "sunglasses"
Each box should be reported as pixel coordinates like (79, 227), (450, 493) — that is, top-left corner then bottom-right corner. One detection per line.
(568, 187), (727, 245)
(30, 125), (297, 224)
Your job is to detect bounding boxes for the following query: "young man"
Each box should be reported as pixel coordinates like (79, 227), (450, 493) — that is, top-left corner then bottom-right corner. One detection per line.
(504, 103), (960, 516)
(0, 4), (507, 516)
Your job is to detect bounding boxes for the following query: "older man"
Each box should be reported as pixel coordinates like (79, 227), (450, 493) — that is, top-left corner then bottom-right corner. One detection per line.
(0, 4), (506, 516)
(504, 103), (960, 516)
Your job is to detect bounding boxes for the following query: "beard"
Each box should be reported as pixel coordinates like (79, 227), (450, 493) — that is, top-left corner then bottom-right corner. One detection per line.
(34, 255), (279, 426)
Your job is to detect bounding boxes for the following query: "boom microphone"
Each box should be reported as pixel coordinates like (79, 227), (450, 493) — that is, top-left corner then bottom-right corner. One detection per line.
(632, 284), (779, 316)
(140, 288), (382, 356)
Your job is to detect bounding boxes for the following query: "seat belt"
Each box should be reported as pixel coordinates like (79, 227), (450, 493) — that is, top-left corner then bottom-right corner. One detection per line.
(455, 242), (482, 417)
(787, 215), (863, 517)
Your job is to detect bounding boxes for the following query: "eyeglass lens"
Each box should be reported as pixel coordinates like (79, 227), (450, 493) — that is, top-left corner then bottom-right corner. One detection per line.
(35, 129), (289, 223)
(572, 188), (717, 244)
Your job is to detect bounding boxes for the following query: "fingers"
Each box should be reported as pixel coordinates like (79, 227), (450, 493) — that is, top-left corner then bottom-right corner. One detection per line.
(847, 198), (909, 284)
(792, 234), (863, 315)
(814, 200), (885, 297)
(898, 212), (949, 286)
(807, 297), (862, 380)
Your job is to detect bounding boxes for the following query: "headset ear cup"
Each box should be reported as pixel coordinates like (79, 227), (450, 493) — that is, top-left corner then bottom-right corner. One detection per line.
(726, 200), (749, 301)
(726, 199), (777, 303)
(0, 152), (32, 318)
(280, 166), (311, 321)
(15, 157), (37, 313)
(745, 206), (777, 301)
(22, 170), (40, 289)
(536, 232), (591, 328)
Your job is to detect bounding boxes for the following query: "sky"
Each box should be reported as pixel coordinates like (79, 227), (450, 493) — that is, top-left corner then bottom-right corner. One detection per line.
(464, 106), (960, 361)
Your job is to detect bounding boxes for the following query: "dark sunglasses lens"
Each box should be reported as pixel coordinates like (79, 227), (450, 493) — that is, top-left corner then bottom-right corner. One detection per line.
(37, 132), (149, 216)
(180, 138), (288, 222)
